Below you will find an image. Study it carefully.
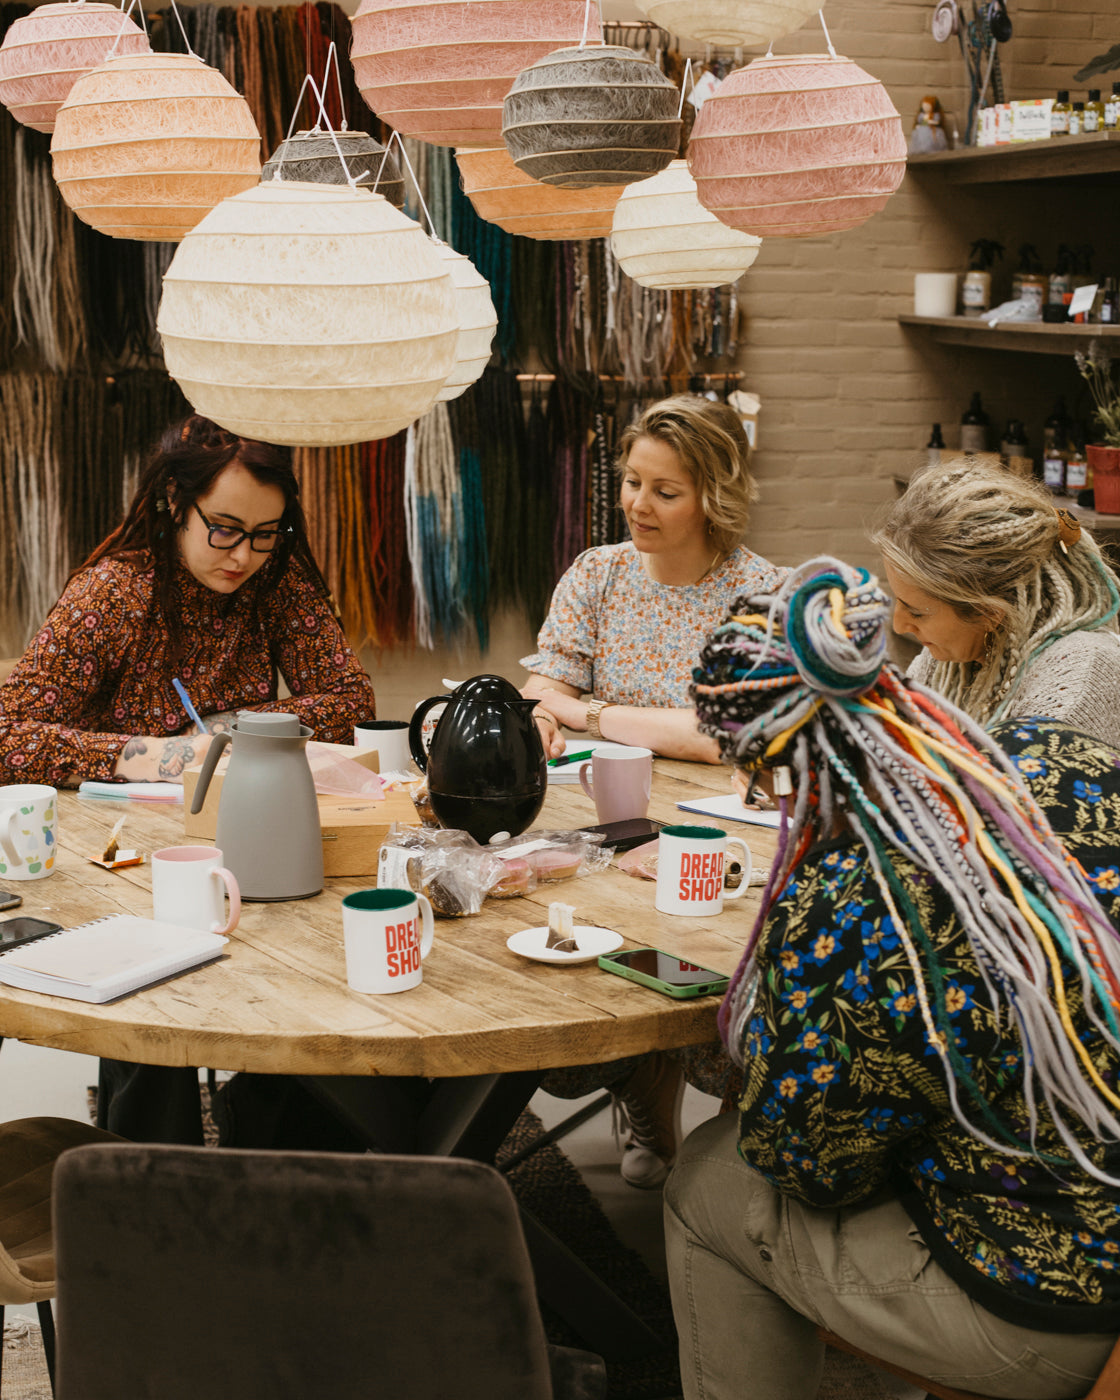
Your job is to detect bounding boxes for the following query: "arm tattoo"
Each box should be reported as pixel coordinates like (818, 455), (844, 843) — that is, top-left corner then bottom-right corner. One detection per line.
(158, 736), (199, 779)
(203, 711), (237, 735)
(121, 737), (149, 759)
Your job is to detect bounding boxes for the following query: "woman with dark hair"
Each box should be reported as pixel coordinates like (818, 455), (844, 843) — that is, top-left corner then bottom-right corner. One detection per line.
(665, 558), (1120, 1399)
(0, 415), (376, 785)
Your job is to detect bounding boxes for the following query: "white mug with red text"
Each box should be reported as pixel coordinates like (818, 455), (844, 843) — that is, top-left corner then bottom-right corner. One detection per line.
(151, 845), (241, 934)
(654, 824), (751, 918)
(342, 888), (435, 994)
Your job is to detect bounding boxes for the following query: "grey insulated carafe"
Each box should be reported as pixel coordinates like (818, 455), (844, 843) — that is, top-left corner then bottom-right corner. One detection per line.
(189, 711), (323, 901)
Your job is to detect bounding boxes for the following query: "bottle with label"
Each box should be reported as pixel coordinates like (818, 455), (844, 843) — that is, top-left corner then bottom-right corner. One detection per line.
(1000, 420), (1031, 477)
(1070, 101), (1085, 135)
(926, 423), (945, 468)
(1042, 398), (1068, 493)
(960, 393), (989, 453)
(1065, 435), (1088, 496)
(1051, 90), (1071, 135)
(1101, 278), (1119, 325)
(1106, 83), (1120, 130)
(1085, 90), (1105, 133)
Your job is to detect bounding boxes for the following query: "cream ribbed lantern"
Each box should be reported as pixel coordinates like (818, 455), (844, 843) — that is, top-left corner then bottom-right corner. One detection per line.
(456, 146), (621, 241)
(0, 1), (149, 133)
(611, 161), (760, 289)
(634, 0), (822, 46)
(432, 244), (497, 401)
(688, 53), (906, 238)
(50, 52), (261, 240)
(157, 183), (460, 447)
(261, 129), (406, 209)
(501, 45), (680, 188)
(350, 0), (592, 148)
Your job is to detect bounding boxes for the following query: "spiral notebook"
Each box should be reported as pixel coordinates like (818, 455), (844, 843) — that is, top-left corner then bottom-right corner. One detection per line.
(0, 915), (228, 1003)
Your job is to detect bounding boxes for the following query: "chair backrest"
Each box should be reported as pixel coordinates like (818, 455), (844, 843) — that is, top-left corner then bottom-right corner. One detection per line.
(53, 1145), (557, 1400)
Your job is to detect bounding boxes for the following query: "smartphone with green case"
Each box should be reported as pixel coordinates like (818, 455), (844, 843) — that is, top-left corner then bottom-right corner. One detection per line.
(598, 947), (730, 999)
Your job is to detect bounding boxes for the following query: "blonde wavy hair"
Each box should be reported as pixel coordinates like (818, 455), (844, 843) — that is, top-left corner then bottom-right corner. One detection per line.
(617, 395), (757, 556)
(873, 459), (1120, 723)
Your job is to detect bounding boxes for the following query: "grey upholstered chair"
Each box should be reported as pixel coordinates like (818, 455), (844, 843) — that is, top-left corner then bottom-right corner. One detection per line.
(52, 1143), (608, 1400)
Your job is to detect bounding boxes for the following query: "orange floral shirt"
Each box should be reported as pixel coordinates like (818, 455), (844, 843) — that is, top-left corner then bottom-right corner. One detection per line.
(523, 542), (786, 707)
(0, 554), (376, 786)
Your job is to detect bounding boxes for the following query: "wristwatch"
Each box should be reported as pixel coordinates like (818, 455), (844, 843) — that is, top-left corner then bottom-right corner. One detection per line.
(586, 698), (612, 739)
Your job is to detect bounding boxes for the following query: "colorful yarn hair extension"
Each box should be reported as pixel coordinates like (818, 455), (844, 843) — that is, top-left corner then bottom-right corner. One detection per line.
(692, 556), (1120, 1181)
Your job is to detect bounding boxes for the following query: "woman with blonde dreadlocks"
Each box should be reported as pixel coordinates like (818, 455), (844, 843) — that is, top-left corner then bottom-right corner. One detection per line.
(875, 459), (1120, 741)
(665, 558), (1120, 1400)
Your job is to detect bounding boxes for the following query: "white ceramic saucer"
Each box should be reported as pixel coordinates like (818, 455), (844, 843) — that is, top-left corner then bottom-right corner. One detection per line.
(507, 925), (623, 965)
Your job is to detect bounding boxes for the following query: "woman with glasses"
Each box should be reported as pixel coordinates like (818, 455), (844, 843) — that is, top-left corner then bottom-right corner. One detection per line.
(0, 414), (376, 786)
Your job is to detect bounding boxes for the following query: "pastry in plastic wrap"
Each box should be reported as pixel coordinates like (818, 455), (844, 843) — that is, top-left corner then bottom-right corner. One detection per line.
(489, 857), (533, 898)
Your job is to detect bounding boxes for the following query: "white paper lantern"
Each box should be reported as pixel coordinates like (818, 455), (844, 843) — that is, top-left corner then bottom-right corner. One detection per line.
(610, 160), (761, 289)
(432, 243), (497, 401)
(0, 1), (150, 133)
(634, 0), (822, 46)
(50, 52), (261, 241)
(157, 183), (460, 446)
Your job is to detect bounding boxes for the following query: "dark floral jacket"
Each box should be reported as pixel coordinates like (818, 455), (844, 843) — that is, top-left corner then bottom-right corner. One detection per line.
(737, 719), (1120, 1332)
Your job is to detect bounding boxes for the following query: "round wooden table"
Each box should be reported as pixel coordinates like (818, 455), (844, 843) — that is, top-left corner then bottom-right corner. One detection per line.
(0, 759), (776, 1079)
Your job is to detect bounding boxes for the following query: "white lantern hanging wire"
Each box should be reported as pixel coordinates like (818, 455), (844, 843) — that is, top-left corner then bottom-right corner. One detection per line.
(380, 128), (497, 400)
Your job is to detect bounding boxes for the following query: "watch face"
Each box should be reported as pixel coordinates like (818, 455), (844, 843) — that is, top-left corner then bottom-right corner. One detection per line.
(932, 0), (958, 41)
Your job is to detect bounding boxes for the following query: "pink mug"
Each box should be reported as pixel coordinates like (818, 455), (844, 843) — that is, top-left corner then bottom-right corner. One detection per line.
(579, 745), (653, 824)
(151, 845), (241, 935)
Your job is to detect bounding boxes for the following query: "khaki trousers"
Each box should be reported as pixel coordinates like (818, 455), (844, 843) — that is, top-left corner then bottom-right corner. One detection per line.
(664, 1114), (1115, 1400)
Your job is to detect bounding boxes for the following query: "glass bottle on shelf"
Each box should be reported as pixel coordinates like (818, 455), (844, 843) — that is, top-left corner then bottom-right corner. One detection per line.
(926, 423), (945, 467)
(1106, 83), (1120, 130)
(1070, 101), (1085, 136)
(1042, 398), (1068, 494)
(1065, 433), (1088, 496)
(1051, 90), (1072, 135)
(1101, 278), (1119, 325)
(1000, 420), (1031, 477)
(1085, 90), (1105, 133)
(960, 393), (989, 453)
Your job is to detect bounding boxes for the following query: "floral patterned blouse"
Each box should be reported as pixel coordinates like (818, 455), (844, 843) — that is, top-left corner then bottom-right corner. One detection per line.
(738, 719), (1120, 1332)
(0, 553), (376, 786)
(522, 542), (787, 707)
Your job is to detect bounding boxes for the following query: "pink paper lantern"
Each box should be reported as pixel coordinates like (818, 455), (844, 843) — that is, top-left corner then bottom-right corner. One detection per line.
(688, 53), (906, 238)
(350, 0), (593, 148)
(0, 1), (149, 134)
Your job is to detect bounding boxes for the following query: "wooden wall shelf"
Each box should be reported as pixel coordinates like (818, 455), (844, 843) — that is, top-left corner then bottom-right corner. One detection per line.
(898, 314), (1120, 356)
(908, 131), (1120, 184)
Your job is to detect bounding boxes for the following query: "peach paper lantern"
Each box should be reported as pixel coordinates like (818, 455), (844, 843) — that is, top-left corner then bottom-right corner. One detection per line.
(50, 51), (261, 241)
(610, 160), (761, 290)
(687, 53), (906, 238)
(0, 1), (149, 134)
(634, 0), (822, 47)
(157, 182), (460, 447)
(456, 146), (621, 241)
(350, 0), (593, 149)
(432, 243), (498, 402)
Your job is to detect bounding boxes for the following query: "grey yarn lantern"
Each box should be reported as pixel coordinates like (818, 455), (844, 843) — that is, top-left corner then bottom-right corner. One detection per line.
(501, 45), (681, 189)
(261, 129), (405, 209)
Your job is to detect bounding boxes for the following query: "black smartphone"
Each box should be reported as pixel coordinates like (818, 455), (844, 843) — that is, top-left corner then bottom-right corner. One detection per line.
(580, 817), (665, 852)
(0, 916), (62, 949)
(0, 890), (22, 912)
(598, 947), (730, 999)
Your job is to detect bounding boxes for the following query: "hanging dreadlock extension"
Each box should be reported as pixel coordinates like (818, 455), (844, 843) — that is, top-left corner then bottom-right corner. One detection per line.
(692, 556), (1120, 1184)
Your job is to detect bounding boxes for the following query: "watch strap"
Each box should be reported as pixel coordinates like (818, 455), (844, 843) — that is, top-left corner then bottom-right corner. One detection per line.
(586, 698), (611, 739)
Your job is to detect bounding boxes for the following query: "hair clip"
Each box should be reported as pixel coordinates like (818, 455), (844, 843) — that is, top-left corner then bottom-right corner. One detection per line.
(155, 495), (169, 513)
(1055, 507), (1081, 555)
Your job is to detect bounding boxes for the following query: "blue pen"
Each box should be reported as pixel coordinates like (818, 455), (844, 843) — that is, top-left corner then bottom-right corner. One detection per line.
(172, 678), (209, 736)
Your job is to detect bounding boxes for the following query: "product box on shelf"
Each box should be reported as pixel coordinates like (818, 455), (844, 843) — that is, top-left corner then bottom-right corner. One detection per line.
(1011, 99), (1054, 142)
(182, 743), (420, 877)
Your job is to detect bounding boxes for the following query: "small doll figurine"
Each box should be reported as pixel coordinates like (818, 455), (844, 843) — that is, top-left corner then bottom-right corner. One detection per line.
(909, 94), (950, 153)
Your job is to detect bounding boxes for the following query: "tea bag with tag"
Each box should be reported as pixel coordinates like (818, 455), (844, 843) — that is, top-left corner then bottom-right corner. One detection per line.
(546, 901), (577, 953)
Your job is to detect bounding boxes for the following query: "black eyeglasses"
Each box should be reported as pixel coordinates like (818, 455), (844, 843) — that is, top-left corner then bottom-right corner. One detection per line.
(193, 503), (291, 553)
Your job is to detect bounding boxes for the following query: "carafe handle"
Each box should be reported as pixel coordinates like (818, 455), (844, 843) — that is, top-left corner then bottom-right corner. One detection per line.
(408, 695), (451, 774)
(190, 731), (232, 815)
